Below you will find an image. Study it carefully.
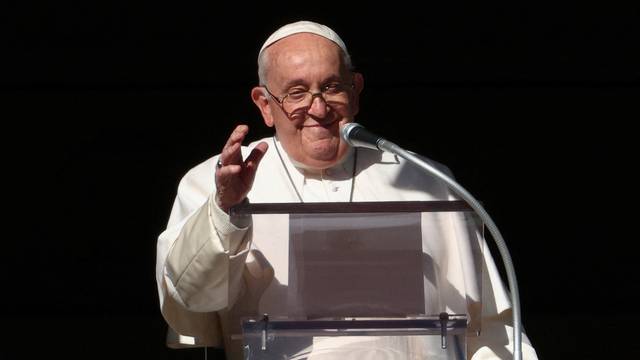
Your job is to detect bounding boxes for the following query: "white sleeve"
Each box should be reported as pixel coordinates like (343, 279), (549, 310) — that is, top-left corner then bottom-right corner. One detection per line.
(162, 193), (251, 312)
(156, 161), (252, 327)
(468, 241), (539, 360)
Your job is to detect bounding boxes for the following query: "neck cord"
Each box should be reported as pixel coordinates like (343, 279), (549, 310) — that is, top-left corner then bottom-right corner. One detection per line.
(273, 135), (357, 203)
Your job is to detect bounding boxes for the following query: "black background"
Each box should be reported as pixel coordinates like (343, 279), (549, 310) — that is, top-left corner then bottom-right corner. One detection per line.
(3, 2), (638, 359)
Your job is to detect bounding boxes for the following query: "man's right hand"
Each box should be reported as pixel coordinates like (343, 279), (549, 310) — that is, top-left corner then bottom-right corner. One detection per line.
(215, 124), (268, 213)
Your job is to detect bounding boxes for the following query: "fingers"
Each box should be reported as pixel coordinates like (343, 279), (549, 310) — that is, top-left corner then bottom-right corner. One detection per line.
(220, 125), (249, 167)
(216, 163), (242, 177)
(244, 141), (268, 171)
(217, 141), (268, 181)
(223, 124), (249, 149)
(220, 142), (241, 168)
(214, 126), (266, 213)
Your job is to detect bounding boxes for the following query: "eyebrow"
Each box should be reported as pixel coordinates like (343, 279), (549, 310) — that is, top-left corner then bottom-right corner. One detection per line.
(280, 74), (344, 91)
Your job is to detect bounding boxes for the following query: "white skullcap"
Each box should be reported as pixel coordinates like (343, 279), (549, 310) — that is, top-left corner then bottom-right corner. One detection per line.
(258, 20), (349, 59)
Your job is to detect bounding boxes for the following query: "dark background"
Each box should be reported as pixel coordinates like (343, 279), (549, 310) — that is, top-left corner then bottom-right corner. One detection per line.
(3, 2), (638, 359)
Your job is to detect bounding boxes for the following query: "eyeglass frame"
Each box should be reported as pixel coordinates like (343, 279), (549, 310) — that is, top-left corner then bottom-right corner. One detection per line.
(262, 81), (356, 118)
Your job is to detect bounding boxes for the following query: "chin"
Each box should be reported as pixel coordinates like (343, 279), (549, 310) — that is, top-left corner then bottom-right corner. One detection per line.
(291, 138), (350, 169)
(294, 151), (337, 170)
(312, 146), (350, 167)
(311, 140), (343, 159)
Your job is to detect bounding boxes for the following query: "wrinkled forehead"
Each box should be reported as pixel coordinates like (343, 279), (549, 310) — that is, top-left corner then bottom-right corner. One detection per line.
(263, 34), (348, 85)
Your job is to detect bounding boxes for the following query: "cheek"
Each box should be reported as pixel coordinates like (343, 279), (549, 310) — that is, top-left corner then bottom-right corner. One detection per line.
(350, 97), (359, 116)
(274, 120), (304, 146)
(282, 120), (304, 137)
(337, 139), (350, 156)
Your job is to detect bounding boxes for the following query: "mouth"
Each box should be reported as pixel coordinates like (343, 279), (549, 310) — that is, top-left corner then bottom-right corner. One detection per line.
(303, 119), (339, 128)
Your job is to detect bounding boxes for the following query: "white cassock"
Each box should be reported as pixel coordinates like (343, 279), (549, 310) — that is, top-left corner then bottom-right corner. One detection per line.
(156, 137), (539, 360)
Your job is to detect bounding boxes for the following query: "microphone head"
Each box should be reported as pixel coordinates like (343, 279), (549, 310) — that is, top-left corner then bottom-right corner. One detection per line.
(340, 122), (364, 147)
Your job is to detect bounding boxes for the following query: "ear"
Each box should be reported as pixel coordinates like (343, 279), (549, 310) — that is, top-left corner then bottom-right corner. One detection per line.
(251, 87), (275, 127)
(351, 72), (364, 116)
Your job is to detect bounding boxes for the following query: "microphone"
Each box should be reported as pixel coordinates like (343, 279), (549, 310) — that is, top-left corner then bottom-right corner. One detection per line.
(341, 123), (396, 152)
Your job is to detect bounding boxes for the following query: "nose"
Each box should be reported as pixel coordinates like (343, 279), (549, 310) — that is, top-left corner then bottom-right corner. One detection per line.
(306, 94), (328, 118)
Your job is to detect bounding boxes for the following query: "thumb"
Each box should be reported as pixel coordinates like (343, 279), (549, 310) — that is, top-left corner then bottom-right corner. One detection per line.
(243, 142), (269, 179)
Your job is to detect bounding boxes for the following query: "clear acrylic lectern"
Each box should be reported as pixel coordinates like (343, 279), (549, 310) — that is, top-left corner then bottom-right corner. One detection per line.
(229, 201), (485, 360)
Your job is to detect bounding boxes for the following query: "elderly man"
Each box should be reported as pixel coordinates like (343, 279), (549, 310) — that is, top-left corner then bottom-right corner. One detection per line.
(156, 21), (538, 359)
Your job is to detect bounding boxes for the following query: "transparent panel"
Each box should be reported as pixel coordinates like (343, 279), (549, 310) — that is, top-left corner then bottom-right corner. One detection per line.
(230, 202), (485, 359)
(288, 212), (425, 318)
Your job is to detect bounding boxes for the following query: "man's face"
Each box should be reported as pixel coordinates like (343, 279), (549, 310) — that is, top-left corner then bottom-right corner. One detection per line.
(255, 33), (363, 170)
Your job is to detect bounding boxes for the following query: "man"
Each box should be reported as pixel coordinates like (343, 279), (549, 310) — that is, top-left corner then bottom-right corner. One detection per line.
(156, 21), (538, 359)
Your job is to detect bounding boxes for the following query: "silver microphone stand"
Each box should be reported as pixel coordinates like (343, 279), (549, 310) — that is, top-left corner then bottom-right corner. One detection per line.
(344, 124), (523, 360)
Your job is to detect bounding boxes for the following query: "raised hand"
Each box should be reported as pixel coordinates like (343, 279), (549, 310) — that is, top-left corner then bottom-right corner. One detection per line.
(215, 125), (268, 213)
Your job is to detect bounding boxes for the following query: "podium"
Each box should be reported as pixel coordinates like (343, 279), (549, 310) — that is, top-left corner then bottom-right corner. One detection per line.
(230, 201), (485, 359)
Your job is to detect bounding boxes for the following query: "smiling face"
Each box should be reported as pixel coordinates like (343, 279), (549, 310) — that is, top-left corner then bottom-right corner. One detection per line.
(252, 33), (363, 170)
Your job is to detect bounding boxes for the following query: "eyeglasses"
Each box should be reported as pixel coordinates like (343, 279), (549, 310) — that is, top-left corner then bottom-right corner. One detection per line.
(263, 82), (355, 118)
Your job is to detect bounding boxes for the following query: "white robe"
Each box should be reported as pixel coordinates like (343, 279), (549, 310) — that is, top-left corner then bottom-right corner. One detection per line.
(156, 136), (538, 360)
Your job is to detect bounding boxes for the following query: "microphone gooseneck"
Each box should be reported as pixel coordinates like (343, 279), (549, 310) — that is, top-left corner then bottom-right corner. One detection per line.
(340, 122), (524, 360)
